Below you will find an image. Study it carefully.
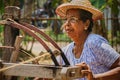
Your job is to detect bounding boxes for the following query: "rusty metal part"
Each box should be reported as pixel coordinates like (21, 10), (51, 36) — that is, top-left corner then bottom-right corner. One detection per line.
(61, 66), (83, 80)
(20, 17), (65, 21)
(20, 22), (70, 66)
(4, 18), (59, 66)
(21, 17), (119, 21)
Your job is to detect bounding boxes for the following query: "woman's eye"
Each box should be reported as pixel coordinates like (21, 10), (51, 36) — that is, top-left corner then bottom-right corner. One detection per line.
(63, 17), (78, 23)
(70, 18), (76, 23)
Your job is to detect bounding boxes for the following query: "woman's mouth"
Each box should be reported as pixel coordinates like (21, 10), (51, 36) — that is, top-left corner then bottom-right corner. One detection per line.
(65, 29), (73, 34)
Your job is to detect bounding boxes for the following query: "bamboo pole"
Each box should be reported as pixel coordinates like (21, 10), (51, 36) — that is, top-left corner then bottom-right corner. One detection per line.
(10, 36), (23, 62)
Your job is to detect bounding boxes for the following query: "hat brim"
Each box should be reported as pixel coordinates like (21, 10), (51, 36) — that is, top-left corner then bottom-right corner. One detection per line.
(56, 3), (103, 21)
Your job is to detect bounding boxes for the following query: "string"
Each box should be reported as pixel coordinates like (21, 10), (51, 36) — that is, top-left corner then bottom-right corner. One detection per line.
(0, 52), (56, 72)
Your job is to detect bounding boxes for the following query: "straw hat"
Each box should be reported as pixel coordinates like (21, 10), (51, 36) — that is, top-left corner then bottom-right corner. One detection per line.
(56, 0), (103, 21)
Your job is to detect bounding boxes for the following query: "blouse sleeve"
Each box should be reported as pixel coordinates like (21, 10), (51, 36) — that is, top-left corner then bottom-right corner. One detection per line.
(90, 36), (120, 68)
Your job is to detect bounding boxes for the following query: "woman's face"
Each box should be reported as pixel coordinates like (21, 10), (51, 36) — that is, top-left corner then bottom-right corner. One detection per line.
(63, 9), (88, 40)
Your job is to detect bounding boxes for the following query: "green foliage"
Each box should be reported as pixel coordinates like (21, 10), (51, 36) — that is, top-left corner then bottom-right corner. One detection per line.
(90, 0), (106, 10)
(51, 0), (61, 9)
(0, 25), (3, 33)
(45, 30), (71, 42)
(107, 0), (119, 15)
(0, 0), (4, 14)
(0, 25), (3, 44)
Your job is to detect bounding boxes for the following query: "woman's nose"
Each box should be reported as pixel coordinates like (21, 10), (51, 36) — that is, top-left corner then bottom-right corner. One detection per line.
(64, 20), (70, 27)
(62, 22), (69, 30)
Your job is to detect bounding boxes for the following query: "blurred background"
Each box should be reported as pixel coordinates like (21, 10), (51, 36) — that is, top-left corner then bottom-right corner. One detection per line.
(0, 0), (120, 61)
(0, 0), (119, 80)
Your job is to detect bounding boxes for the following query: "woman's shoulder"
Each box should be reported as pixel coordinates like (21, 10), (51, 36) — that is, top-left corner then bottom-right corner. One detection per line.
(86, 33), (108, 46)
(62, 42), (74, 50)
(87, 34), (108, 42)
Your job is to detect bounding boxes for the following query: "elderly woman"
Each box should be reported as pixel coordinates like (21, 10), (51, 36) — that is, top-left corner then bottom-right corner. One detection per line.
(56, 0), (120, 80)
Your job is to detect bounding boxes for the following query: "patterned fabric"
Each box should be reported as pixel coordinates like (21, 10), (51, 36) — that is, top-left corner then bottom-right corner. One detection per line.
(57, 33), (120, 80)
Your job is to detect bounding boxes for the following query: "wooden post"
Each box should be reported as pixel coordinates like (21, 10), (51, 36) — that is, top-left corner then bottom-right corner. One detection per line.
(6, 36), (23, 80)
(0, 60), (3, 80)
(2, 6), (20, 62)
(2, 63), (83, 80)
(10, 36), (23, 62)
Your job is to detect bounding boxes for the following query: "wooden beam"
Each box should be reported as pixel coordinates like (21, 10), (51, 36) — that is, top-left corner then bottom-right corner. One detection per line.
(2, 63), (83, 80)
(3, 63), (62, 79)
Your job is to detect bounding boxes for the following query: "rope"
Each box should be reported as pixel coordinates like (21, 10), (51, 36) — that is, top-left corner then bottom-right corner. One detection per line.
(0, 52), (54, 72)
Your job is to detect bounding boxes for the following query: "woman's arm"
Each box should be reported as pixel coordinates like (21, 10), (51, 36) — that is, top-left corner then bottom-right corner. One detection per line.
(94, 57), (120, 80)
(94, 67), (120, 80)
(76, 57), (120, 80)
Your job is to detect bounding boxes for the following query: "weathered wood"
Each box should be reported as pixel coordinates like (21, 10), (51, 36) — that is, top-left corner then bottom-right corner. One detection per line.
(3, 63), (62, 80)
(0, 60), (3, 80)
(1, 63), (83, 80)
(8, 36), (23, 80)
(2, 6), (20, 62)
(2, 6), (21, 80)
(10, 36), (23, 63)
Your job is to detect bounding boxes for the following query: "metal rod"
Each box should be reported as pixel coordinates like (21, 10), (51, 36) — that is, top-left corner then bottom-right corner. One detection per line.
(6, 18), (59, 66)
(20, 22), (70, 66)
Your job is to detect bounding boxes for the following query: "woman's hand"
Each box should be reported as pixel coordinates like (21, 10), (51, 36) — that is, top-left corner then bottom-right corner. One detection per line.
(76, 62), (95, 80)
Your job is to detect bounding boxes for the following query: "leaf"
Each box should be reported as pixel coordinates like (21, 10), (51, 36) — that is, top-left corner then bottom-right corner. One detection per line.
(90, 0), (106, 10)
(0, 0), (4, 14)
(0, 25), (3, 33)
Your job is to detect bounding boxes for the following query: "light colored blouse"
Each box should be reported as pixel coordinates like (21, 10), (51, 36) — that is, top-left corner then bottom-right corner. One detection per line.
(57, 33), (120, 80)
